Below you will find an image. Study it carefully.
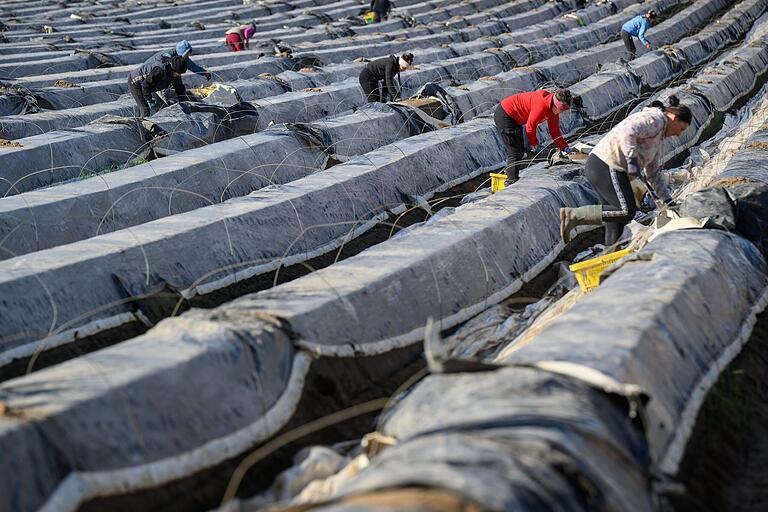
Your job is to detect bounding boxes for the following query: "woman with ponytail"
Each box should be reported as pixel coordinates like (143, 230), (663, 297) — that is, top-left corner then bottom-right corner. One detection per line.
(494, 88), (574, 184)
(560, 95), (691, 246)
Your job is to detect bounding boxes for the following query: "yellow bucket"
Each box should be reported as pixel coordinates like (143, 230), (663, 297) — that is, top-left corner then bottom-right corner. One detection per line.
(569, 248), (633, 292)
(363, 11), (377, 23)
(490, 172), (507, 193)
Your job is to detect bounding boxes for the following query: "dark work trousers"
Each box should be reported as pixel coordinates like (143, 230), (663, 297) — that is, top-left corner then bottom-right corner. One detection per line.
(128, 79), (150, 118)
(359, 71), (382, 103)
(584, 153), (637, 246)
(373, 10), (387, 22)
(621, 29), (636, 60)
(493, 104), (525, 181)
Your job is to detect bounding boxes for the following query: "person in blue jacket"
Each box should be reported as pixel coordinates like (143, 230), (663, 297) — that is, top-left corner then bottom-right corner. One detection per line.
(621, 9), (656, 60)
(146, 40), (211, 81)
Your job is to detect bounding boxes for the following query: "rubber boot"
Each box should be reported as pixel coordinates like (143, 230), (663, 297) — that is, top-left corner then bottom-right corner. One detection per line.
(559, 205), (603, 244)
(503, 162), (520, 186)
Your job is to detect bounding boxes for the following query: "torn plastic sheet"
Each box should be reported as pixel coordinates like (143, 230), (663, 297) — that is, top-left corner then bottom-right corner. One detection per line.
(0, 168), (596, 512)
(0, 85), (40, 115)
(245, 366), (652, 512)
(443, 269), (576, 360)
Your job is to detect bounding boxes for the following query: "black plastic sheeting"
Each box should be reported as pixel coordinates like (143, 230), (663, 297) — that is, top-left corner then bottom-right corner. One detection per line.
(255, 366), (652, 512)
(570, 0), (768, 122)
(0, 167), (597, 512)
(0, 0), (760, 348)
(0, 118), (509, 354)
(720, 127), (768, 185)
(688, 38), (768, 112)
(0, 85), (40, 115)
(686, 127), (768, 256)
(268, 227), (767, 512)
(0, 102), (443, 258)
(146, 101), (260, 153)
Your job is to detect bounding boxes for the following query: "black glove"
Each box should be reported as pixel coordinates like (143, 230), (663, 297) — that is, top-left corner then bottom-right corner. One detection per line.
(627, 157), (641, 178)
(204, 72), (212, 81)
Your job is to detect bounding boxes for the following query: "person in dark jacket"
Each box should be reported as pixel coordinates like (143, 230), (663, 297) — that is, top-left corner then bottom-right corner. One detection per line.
(127, 56), (188, 118)
(146, 40), (211, 80)
(370, 0), (392, 22)
(621, 9), (656, 60)
(358, 53), (413, 103)
(493, 88), (574, 184)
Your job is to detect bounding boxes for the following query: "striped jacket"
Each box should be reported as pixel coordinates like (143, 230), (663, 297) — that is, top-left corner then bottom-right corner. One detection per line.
(591, 107), (671, 201)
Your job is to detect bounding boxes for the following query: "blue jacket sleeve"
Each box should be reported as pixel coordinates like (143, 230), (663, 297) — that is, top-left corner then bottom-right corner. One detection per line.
(638, 19), (650, 45)
(185, 57), (206, 75)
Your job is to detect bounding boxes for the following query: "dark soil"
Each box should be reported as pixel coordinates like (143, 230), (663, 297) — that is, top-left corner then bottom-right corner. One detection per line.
(670, 311), (768, 512)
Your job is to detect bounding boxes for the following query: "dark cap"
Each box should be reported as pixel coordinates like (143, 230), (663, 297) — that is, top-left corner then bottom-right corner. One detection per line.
(169, 55), (188, 74)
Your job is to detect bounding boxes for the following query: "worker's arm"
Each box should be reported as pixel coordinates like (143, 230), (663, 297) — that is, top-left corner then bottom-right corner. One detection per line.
(243, 27), (253, 48)
(185, 58), (207, 76)
(637, 19), (650, 46)
(171, 75), (187, 98)
(642, 151), (672, 203)
(140, 67), (163, 103)
(547, 114), (567, 150)
(383, 58), (397, 101)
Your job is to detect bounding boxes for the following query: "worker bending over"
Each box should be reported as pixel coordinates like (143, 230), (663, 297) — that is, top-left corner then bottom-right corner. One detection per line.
(147, 40), (211, 80)
(226, 23), (256, 52)
(560, 96), (691, 246)
(358, 53), (414, 103)
(370, 0), (392, 22)
(127, 56), (188, 118)
(621, 9), (656, 60)
(493, 88), (573, 184)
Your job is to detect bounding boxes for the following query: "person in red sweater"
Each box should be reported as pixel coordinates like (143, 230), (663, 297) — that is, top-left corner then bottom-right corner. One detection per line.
(493, 88), (574, 184)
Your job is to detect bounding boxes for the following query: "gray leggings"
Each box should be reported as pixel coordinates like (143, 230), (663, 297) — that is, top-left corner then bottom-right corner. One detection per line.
(584, 153), (636, 245)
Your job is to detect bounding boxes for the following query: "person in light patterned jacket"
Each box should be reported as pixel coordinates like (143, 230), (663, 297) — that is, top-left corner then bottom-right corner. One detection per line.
(560, 95), (692, 246)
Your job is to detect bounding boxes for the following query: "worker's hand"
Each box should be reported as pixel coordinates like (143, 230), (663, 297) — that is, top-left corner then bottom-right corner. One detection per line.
(528, 145), (539, 155)
(563, 146), (577, 154)
(645, 41), (652, 50)
(626, 158), (641, 178)
(664, 197), (678, 210)
(204, 72), (212, 81)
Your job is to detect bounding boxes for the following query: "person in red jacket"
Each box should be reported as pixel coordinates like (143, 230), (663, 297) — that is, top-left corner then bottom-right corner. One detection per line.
(493, 88), (574, 184)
